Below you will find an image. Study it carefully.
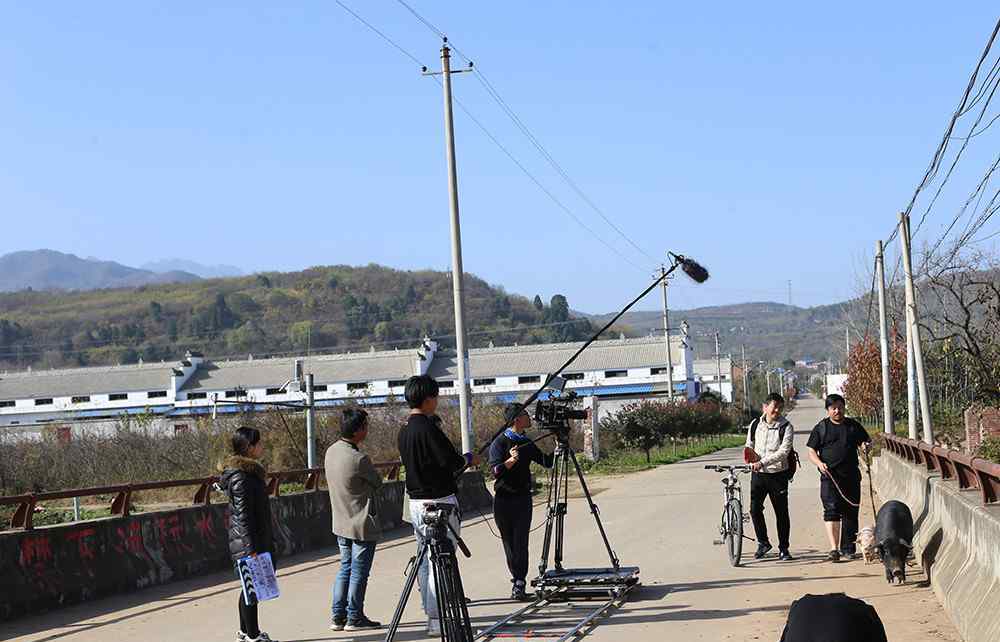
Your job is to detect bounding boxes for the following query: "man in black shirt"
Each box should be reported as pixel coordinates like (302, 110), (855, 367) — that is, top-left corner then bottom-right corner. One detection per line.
(806, 394), (872, 562)
(397, 374), (480, 635)
(488, 403), (554, 601)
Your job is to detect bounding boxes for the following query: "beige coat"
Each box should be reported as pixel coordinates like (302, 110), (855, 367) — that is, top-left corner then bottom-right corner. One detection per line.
(324, 439), (383, 542)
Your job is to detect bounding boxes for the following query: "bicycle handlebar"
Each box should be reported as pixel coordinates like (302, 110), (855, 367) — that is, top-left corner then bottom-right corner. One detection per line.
(703, 464), (751, 472)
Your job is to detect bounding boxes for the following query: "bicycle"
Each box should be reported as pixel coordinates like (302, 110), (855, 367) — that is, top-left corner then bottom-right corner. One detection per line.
(704, 464), (752, 567)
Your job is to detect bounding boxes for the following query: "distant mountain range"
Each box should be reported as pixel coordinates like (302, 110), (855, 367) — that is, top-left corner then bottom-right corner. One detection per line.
(0, 250), (202, 292)
(140, 259), (244, 279)
(583, 300), (852, 363)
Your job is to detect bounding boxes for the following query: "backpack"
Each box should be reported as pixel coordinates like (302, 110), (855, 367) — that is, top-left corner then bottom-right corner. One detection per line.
(748, 417), (801, 481)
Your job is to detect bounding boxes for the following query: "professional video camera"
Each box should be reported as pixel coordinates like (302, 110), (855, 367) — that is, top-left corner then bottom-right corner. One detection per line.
(533, 385), (588, 437)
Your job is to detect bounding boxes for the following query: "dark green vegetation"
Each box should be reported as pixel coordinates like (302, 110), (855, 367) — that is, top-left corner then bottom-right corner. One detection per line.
(0, 264), (593, 369)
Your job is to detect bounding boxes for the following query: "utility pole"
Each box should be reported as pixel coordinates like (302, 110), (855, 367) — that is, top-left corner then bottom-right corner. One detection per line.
(899, 212), (933, 444)
(659, 266), (676, 402)
(766, 370), (772, 395)
(845, 326), (850, 368)
(906, 324), (917, 439)
(741, 343), (750, 417)
(787, 280), (792, 306)
(426, 42), (475, 453)
(714, 331), (723, 400)
(305, 373), (316, 468)
(875, 241), (894, 435)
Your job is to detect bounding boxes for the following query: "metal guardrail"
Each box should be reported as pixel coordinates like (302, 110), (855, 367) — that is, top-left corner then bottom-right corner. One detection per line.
(882, 434), (1000, 506)
(0, 461), (401, 531)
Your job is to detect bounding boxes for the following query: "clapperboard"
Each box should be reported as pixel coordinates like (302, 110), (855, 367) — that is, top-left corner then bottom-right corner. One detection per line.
(236, 552), (280, 605)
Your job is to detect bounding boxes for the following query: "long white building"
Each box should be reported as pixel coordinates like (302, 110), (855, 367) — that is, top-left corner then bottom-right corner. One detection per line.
(0, 335), (699, 439)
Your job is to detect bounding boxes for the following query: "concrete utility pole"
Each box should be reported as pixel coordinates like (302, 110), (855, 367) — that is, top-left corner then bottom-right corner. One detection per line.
(787, 280), (792, 306)
(659, 266), (676, 402)
(899, 212), (934, 444)
(741, 343), (750, 416)
(429, 42), (475, 453)
(305, 373), (316, 468)
(906, 324), (917, 439)
(845, 326), (850, 366)
(714, 332), (723, 399)
(875, 241), (894, 435)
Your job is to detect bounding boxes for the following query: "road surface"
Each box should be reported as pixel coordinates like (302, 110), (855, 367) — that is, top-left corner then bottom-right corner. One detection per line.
(5, 396), (961, 641)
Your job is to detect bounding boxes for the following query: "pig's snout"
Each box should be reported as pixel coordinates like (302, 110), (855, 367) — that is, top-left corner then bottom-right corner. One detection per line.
(891, 569), (905, 585)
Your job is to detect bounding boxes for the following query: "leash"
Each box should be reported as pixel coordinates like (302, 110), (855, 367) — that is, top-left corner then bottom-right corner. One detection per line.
(823, 469), (862, 508)
(864, 448), (878, 516)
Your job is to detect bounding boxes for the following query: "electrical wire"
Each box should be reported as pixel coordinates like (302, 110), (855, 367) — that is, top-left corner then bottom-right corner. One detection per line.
(902, 16), (1000, 241)
(390, 0), (661, 268)
(334, 0), (650, 275)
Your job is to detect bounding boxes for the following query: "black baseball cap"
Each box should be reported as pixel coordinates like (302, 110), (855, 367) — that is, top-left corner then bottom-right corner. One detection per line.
(504, 402), (528, 424)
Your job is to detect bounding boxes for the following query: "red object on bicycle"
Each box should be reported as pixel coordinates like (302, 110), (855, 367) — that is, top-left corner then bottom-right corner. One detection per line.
(743, 447), (760, 464)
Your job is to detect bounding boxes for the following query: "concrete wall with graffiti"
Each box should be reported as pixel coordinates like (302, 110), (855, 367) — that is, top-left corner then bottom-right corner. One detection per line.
(0, 472), (490, 622)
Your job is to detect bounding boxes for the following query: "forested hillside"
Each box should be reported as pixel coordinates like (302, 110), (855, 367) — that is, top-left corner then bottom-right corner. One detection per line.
(0, 265), (593, 370)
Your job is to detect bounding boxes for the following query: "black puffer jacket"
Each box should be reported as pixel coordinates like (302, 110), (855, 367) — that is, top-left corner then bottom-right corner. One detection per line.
(219, 455), (275, 562)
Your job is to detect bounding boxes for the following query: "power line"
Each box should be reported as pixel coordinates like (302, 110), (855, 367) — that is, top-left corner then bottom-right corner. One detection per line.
(334, 1), (650, 274)
(333, 0), (425, 67)
(906, 17), (1000, 240)
(390, 0), (661, 268)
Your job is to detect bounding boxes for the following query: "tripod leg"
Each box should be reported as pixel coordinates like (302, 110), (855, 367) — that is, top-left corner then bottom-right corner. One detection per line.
(537, 450), (560, 578)
(553, 445), (569, 571)
(384, 543), (428, 642)
(569, 448), (620, 569)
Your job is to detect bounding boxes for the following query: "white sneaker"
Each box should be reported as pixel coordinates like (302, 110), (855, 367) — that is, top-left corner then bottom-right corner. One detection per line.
(247, 633), (277, 642)
(427, 618), (441, 635)
(236, 633), (248, 642)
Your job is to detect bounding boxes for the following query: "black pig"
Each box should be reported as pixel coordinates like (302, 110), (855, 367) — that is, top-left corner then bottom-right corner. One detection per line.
(874, 500), (913, 585)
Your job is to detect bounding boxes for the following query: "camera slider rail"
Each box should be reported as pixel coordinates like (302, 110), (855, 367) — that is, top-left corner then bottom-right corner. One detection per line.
(474, 578), (639, 642)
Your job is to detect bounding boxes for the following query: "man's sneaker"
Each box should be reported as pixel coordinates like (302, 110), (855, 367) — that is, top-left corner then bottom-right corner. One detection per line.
(246, 633), (276, 642)
(329, 617), (347, 631)
(753, 543), (773, 559)
(427, 618), (442, 635)
(345, 616), (382, 631)
(840, 547), (858, 560)
(827, 549), (841, 562)
(511, 585), (531, 601)
(778, 549), (795, 561)
(236, 633), (248, 642)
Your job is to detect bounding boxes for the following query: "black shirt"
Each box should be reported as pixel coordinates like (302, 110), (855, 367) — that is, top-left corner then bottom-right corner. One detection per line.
(488, 431), (553, 496)
(806, 418), (871, 472)
(780, 593), (887, 642)
(397, 413), (467, 499)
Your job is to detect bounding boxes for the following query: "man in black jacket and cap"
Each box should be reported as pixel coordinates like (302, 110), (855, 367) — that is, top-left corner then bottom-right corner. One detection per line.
(488, 402), (554, 601)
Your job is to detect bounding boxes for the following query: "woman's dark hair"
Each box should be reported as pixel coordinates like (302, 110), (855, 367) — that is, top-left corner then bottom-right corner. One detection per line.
(825, 393), (846, 409)
(404, 375), (439, 409)
(231, 426), (261, 456)
(341, 408), (369, 438)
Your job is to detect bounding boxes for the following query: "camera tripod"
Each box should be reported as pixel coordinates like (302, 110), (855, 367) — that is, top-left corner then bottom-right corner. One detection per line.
(385, 503), (473, 642)
(533, 431), (639, 598)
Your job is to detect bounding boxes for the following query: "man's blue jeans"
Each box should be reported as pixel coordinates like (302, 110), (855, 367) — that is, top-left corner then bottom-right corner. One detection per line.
(331, 536), (377, 622)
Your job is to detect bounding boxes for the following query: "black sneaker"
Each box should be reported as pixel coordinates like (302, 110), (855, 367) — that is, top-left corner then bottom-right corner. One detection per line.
(753, 543), (773, 559)
(345, 616), (382, 631)
(778, 549), (795, 561)
(827, 549), (841, 562)
(329, 618), (347, 631)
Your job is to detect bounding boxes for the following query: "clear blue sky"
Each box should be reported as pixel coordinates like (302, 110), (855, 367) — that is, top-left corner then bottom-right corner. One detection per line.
(2, 2), (998, 313)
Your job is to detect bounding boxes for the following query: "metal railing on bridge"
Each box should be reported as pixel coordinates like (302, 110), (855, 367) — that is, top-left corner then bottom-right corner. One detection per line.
(882, 434), (1000, 506)
(0, 461), (401, 531)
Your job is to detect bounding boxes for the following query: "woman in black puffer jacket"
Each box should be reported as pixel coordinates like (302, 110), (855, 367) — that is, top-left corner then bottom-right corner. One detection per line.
(220, 426), (277, 642)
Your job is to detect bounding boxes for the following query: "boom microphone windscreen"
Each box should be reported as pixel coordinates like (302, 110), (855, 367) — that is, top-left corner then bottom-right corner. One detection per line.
(680, 257), (710, 283)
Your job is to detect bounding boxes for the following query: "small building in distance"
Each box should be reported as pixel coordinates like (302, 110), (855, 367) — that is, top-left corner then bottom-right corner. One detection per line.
(693, 357), (734, 402)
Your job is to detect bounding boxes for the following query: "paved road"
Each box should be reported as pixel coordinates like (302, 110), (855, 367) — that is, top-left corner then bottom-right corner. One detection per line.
(6, 396), (961, 642)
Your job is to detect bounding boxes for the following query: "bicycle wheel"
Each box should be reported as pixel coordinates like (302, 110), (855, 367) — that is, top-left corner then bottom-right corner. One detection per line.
(726, 499), (743, 567)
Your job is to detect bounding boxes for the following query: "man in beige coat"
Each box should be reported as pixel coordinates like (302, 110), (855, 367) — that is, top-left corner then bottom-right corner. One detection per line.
(325, 408), (383, 631)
